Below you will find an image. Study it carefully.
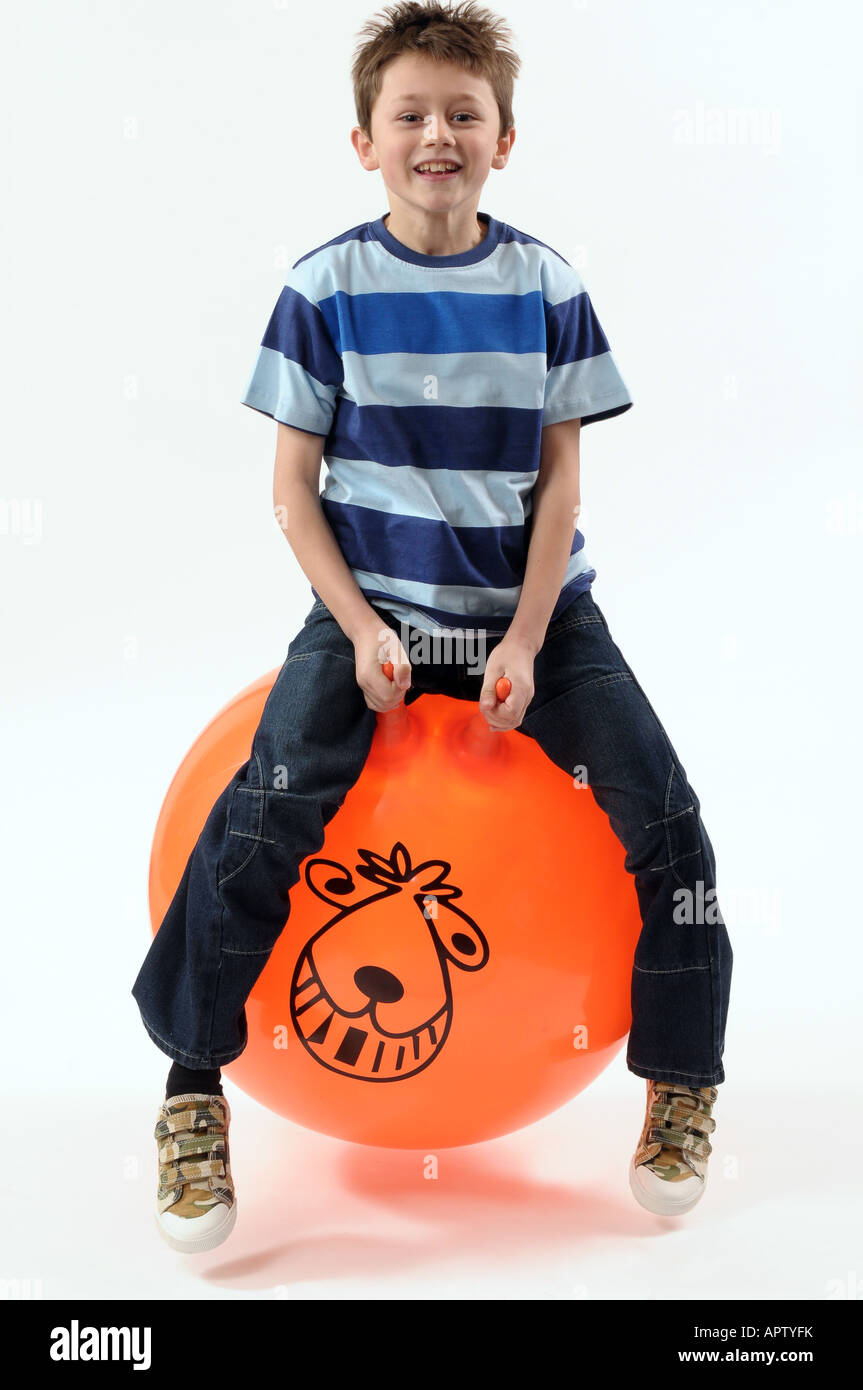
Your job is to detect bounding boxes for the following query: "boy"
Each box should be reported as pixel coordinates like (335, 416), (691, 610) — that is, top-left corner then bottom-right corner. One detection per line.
(132, 0), (732, 1253)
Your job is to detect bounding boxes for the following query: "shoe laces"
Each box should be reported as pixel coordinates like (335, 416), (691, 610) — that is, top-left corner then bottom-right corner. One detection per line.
(647, 1082), (717, 1164)
(155, 1095), (229, 1203)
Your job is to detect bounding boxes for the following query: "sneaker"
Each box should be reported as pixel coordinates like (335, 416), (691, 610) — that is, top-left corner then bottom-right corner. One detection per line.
(628, 1079), (717, 1215)
(154, 1092), (237, 1252)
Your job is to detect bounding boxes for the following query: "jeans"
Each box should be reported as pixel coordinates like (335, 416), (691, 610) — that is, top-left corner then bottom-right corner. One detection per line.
(131, 589), (732, 1087)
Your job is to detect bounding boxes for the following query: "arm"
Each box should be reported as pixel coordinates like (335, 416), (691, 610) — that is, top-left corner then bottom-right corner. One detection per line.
(273, 421), (379, 643)
(508, 416), (582, 656)
(272, 422), (410, 707)
(478, 417), (582, 730)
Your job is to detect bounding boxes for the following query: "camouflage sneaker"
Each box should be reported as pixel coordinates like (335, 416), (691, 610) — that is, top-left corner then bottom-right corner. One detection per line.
(628, 1079), (717, 1215)
(154, 1092), (237, 1252)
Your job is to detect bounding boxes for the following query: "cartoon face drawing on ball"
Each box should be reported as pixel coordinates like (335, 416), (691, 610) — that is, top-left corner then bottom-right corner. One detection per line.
(290, 841), (490, 1081)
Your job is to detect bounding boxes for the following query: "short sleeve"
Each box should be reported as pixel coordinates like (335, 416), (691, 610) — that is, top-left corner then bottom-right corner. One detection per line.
(240, 268), (343, 437)
(542, 258), (633, 428)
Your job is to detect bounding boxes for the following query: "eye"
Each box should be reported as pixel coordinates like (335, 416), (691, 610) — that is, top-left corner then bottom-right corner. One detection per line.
(397, 112), (477, 123)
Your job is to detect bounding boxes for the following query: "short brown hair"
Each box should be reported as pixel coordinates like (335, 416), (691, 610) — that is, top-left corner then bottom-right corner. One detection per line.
(352, 1), (521, 141)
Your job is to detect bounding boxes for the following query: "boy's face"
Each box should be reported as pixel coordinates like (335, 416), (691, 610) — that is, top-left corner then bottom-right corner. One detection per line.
(353, 53), (514, 220)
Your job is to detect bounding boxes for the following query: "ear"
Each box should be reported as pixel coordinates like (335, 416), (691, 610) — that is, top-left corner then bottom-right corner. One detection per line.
(304, 857), (370, 907)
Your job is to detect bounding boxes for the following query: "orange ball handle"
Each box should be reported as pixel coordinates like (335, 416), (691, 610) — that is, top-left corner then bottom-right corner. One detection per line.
(383, 661), (510, 704)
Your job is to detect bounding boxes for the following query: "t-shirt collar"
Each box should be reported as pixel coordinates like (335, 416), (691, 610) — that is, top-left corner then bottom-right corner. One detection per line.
(369, 210), (502, 267)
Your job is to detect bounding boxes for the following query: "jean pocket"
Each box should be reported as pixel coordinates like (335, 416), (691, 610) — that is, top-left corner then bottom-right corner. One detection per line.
(217, 757), (266, 890)
(646, 760), (704, 895)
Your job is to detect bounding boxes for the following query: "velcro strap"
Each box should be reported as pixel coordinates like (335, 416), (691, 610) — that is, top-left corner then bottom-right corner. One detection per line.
(159, 1157), (226, 1187)
(647, 1125), (711, 1157)
(157, 1106), (226, 1139)
(158, 1134), (226, 1164)
(650, 1101), (716, 1135)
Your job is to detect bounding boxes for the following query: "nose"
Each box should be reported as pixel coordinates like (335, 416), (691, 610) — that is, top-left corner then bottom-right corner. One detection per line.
(353, 964), (404, 1005)
(422, 119), (457, 144)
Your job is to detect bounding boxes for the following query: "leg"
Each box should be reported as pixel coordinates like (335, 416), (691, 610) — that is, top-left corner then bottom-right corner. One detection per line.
(514, 589), (732, 1087)
(131, 599), (378, 1067)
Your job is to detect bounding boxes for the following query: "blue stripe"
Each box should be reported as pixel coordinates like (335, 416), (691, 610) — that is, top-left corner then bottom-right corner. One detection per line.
(319, 290), (546, 356)
(261, 285), (343, 388)
(546, 289), (611, 367)
(321, 499), (583, 590)
(327, 400), (542, 472)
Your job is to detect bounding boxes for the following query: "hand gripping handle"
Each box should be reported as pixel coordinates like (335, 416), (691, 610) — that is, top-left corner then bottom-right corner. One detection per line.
(382, 661), (511, 705)
(380, 660), (512, 753)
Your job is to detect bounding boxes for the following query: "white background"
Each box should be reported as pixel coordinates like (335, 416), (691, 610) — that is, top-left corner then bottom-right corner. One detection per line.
(3, 0), (861, 1303)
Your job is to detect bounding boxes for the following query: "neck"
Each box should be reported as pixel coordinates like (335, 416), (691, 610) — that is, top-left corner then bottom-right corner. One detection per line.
(382, 208), (487, 258)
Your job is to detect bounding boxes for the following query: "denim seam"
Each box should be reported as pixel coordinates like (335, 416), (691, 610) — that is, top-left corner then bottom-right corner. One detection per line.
(566, 670), (632, 693)
(221, 945), (277, 957)
(141, 1013), (245, 1067)
(633, 963), (709, 974)
(227, 831), (279, 845)
(647, 846), (702, 874)
(289, 650), (355, 667)
(282, 651), (356, 666)
(645, 805), (695, 829)
(542, 615), (604, 644)
(627, 1061), (716, 1079)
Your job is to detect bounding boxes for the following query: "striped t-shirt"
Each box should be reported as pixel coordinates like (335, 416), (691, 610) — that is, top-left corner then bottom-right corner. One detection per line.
(241, 209), (633, 635)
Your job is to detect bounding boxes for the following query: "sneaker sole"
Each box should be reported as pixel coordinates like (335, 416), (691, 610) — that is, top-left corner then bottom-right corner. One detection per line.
(628, 1157), (705, 1215)
(155, 1200), (237, 1254)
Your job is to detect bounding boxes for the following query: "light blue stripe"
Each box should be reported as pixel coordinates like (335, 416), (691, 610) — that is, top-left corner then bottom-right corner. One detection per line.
(320, 456), (537, 527)
(346, 546), (594, 629)
(543, 350), (633, 426)
(240, 346), (336, 435)
(539, 253), (588, 308)
(311, 233), (557, 298)
(342, 349), (546, 410)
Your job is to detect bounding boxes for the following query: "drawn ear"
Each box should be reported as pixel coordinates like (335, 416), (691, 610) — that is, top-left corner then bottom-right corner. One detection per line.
(419, 895), (490, 973)
(304, 858), (367, 907)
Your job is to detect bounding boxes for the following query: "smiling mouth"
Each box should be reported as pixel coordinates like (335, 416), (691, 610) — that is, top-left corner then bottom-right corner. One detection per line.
(291, 945), (451, 1080)
(414, 162), (462, 180)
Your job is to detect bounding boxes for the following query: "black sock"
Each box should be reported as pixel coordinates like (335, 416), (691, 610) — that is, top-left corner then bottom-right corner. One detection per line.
(165, 1060), (223, 1099)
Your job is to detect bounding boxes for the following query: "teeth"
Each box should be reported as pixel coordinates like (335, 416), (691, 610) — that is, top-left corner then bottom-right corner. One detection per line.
(416, 162), (460, 173)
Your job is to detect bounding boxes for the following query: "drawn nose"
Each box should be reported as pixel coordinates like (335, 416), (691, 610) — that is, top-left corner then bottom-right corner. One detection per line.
(353, 965), (404, 1005)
